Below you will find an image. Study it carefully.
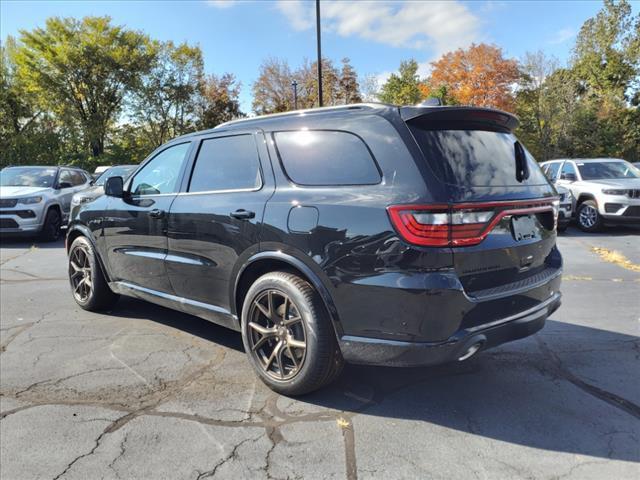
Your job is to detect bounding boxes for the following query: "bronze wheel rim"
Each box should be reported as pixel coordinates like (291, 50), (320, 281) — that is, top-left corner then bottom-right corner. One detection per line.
(69, 245), (92, 302)
(247, 290), (307, 381)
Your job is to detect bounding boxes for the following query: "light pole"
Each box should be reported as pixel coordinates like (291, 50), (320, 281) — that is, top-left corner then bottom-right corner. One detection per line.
(291, 80), (298, 110)
(316, 0), (323, 107)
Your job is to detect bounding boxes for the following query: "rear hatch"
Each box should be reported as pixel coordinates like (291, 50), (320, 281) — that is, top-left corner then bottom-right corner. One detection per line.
(396, 107), (560, 299)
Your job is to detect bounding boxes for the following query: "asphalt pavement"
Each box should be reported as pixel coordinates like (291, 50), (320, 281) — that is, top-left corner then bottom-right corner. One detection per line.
(1, 226), (639, 479)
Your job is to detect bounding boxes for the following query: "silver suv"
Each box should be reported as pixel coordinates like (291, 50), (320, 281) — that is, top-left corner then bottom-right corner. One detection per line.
(0, 166), (92, 240)
(540, 158), (640, 232)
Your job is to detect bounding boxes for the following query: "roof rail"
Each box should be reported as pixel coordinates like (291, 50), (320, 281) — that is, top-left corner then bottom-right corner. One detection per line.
(215, 102), (393, 129)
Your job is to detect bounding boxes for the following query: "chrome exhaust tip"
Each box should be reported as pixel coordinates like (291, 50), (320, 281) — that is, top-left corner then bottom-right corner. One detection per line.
(457, 342), (483, 362)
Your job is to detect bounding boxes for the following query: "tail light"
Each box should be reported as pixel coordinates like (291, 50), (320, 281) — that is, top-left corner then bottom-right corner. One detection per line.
(388, 199), (558, 247)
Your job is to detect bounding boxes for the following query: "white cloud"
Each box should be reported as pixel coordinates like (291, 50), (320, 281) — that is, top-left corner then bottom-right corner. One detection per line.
(548, 27), (575, 45)
(206, 0), (235, 9)
(276, 0), (479, 57)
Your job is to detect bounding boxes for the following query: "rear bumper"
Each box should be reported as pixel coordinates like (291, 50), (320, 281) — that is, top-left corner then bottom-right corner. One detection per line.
(339, 292), (561, 367)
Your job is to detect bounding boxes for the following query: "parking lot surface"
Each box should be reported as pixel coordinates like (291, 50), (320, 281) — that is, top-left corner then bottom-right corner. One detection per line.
(1, 227), (639, 480)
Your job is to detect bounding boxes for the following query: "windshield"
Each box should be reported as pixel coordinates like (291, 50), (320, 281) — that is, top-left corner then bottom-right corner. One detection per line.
(0, 167), (57, 188)
(95, 166), (137, 186)
(576, 161), (639, 180)
(408, 125), (549, 187)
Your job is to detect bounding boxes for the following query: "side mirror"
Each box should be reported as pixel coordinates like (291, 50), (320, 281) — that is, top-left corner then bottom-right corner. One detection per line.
(105, 176), (124, 197)
(561, 173), (577, 182)
(57, 181), (73, 189)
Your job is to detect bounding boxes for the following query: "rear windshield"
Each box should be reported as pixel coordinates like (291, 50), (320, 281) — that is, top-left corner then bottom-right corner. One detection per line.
(408, 126), (548, 187)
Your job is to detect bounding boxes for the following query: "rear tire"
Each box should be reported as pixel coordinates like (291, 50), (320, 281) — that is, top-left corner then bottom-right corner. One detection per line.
(68, 236), (119, 311)
(241, 271), (344, 395)
(40, 208), (62, 242)
(577, 200), (603, 232)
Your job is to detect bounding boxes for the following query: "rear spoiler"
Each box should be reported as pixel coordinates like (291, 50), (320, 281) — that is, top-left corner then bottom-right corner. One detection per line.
(400, 106), (519, 132)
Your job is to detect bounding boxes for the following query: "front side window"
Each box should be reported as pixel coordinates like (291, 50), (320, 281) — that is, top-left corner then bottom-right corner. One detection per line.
(130, 143), (191, 196)
(70, 170), (86, 186)
(546, 162), (561, 181)
(58, 170), (74, 187)
(273, 130), (381, 186)
(576, 161), (640, 180)
(560, 161), (577, 179)
(189, 135), (261, 192)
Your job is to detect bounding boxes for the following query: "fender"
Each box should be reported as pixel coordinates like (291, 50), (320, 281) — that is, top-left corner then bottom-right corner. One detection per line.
(233, 250), (344, 337)
(66, 223), (113, 282)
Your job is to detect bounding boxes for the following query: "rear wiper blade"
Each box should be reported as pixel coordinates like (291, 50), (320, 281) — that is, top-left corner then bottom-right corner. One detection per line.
(514, 141), (530, 182)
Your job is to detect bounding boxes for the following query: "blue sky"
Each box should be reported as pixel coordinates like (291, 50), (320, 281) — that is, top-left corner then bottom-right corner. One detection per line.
(2, 0), (636, 112)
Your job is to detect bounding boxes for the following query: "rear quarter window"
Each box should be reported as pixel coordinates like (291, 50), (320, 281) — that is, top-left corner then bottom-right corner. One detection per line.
(273, 130), (381, 186)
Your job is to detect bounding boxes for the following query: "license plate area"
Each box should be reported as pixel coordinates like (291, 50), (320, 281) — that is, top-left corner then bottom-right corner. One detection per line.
(511, 215), (540, 241)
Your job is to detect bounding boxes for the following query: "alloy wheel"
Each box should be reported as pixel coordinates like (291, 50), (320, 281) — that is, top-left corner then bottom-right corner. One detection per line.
(69, 245), (92, 302)
(579, 205), (598, 228)
(247, 290), (307, 381)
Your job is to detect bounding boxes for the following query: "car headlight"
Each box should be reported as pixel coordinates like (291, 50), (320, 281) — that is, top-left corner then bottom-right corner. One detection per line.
(17, 196), (43, 204)
(602, 189), (627, 195)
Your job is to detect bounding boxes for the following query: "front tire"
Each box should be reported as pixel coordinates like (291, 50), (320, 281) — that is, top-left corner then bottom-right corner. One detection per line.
(40, 208), (62, 242)
(577, 200), (603, 232)
(241, 271), (343, 395)
(68, 236), (119, 311)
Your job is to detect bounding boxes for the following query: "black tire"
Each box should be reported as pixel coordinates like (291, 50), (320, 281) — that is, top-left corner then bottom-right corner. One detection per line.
(68, 236), (119, 311)
(577, 200), (603, 232)
(40, 208), (62, 242)
(241, 271), (344, 395)
(557, 222), (568, 233)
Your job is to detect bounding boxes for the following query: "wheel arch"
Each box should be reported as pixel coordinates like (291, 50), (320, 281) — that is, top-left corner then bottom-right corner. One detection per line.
(576, 192), (596, 206)
(232, 251), (343, 338)
(66, 224), (112, 282)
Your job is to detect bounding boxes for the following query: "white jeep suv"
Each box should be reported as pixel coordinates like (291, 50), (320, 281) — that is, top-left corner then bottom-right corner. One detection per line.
(540, 158), (640, 232)
(0, 166), (92, 241)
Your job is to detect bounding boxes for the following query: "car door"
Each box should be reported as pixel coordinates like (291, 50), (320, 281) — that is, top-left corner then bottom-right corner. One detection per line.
(103, 141), (193, 294)
(166, 130), (274, 321)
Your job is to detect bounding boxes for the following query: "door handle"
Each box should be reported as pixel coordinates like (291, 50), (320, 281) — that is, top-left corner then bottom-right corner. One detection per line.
(149, 209), (165, 219)
(230, 209), (255, 220)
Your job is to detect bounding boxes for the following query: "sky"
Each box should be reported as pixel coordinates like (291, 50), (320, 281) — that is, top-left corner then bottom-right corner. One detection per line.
(1, 0), (636, 112)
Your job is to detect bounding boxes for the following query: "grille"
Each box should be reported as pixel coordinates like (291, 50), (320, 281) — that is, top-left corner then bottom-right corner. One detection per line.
(623, 206), (640, 217)
(0, 199), (18, 208)
(629, 189), (640, 199)
(0, 218), (19, 229)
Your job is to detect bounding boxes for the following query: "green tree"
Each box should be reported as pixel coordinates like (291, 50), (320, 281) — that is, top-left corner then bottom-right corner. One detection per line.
(131, 41), (204, 150)
(378, 60), (423, 106)
(573, 0), (639, 104)
(13, 16), (156, 157)
(338, 57), (362, 104)
(1, 37), (62, 168)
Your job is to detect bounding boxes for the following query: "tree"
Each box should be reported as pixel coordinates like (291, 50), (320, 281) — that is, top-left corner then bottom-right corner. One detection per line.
(131, 41), (204, 150)
(429, 43), (521, 111)
(13, 16), (156, 157)
(296, 57), (340, 108)
(1, 36), (62, 168)
(572, 0), (639, 105)
(196, 73), (243, 129)
(252, 58), (294, 114)
(338, 58), (362, 104)
(378, 59), (423, 105)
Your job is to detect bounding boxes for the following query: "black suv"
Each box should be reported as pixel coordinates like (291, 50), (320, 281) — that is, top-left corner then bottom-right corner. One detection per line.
(66, 104), (562, 394)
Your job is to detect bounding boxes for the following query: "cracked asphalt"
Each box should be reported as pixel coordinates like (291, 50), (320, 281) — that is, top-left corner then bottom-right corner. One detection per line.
(1, 226), (639, 480)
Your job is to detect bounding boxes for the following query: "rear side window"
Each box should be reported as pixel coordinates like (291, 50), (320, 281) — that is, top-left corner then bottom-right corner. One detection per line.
(408, 125), (548, 187)
(274, 130), (381, 186)
(189, 135), (261, 193)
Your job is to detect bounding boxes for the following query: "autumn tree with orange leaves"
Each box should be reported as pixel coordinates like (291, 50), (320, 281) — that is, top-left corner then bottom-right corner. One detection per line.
(427, 43), (521, 112)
